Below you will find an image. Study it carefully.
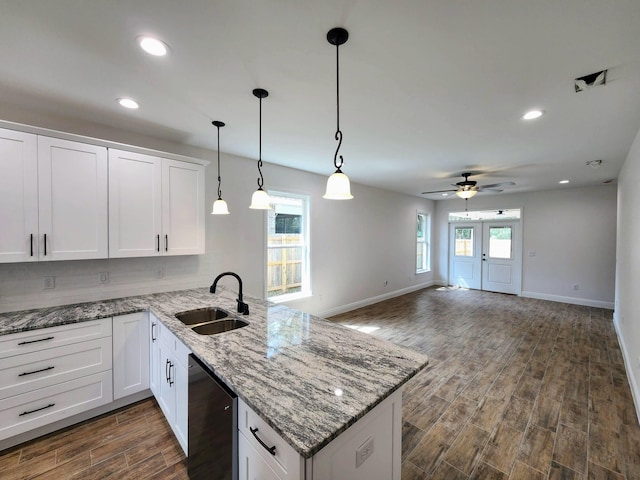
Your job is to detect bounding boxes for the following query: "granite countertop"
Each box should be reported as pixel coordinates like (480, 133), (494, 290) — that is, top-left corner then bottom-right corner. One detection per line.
(0, 287), (429, 458)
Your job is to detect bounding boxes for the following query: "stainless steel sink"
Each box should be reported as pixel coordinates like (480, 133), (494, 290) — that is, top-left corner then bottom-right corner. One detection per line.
(175, 307), (230, 326)
(191, 318), (249, 335)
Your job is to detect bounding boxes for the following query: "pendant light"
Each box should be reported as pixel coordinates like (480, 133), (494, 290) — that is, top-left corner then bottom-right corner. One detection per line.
(249, 88), (272, 209)
(211, 120), (230, 215)
(323, 27), (353, 200)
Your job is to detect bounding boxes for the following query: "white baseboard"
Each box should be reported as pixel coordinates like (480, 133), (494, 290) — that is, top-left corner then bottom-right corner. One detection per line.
(317, 281), (434, 318)
(521, 291), (614, 309)
(612, 311), (640, 426)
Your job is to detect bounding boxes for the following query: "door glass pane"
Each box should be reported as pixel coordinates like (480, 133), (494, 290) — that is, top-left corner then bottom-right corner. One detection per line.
(454, 227), (474, 257)
(489, 226), (512, 259)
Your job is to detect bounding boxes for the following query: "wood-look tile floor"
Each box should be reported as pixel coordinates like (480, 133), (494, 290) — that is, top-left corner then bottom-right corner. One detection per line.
(2, 287), (638, 479)
(330, 287), (640, 480)
(0, 397), (188, 480)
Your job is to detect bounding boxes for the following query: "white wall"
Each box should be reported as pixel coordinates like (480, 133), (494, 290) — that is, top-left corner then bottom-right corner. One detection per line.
(433, 184), (617, 308)
(0, 110), (435, 315)
(614, 125), (640, 418)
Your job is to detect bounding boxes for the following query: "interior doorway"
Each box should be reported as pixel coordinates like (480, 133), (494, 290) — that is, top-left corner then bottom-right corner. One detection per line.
(448, 216), (522, 295)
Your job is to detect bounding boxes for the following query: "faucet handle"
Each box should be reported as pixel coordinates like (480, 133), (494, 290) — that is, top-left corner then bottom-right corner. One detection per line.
(237, 299), (249, 315)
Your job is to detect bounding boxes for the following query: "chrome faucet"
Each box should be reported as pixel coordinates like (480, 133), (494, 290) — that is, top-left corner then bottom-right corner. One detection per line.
(210, 272), (249, 315)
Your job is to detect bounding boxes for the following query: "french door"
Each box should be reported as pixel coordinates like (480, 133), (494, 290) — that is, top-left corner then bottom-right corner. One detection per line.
(448, 221), (521, 295)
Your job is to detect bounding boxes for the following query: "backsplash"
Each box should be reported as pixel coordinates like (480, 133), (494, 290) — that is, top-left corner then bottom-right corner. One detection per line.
(0, 255), (215, 313)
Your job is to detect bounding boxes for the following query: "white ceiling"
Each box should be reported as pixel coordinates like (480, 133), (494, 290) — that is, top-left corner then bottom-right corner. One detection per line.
(2, 0), (639, 199)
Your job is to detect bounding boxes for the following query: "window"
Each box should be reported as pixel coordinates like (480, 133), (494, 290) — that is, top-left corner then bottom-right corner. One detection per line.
(488, 226), (512, 259)
(454, 227), (474, 257)
(416, 212), (430, 273)
(267, 192), (310, 300)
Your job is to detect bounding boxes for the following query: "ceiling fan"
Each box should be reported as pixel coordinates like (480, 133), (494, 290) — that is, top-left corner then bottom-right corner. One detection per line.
(422, 172), (515, 199)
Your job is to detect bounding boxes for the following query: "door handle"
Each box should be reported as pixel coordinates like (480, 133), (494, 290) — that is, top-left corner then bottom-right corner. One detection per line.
(43, 233), (47, 256)
(30, 233), (34, 256)
(157, 234), (160, 253)
(165, 235), (168, 252)
(151, 322), (157, 342)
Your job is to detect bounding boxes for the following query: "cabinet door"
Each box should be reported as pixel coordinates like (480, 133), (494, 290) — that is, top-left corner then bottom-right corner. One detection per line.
(37, 136), (108, 260)
(149, 316), (161, 398)
(239, 432), (283, 480)
(109, 149), (162, 258)
(174, 358), (189, 455)
(112, 313), (150, 400)
(162, 159), (205, 256)
(0, 128), (38, 263)
(157, 343), (176, 426)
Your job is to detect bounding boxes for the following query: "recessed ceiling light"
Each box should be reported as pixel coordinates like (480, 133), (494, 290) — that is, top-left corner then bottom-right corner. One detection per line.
(559, 180), (570, 184)
(137, 36), (168, 56)
(117, 98), (139, 109)
(523, 109), (544, 120)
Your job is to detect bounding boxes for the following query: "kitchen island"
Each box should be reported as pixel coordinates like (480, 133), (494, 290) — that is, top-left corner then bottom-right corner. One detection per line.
(0, 286), (428, 478)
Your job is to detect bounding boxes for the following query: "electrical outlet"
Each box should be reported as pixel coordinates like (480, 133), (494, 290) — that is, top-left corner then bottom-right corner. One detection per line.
(99, 272), (109, 284)
(528, 251), (536, 257)
(356, 437), (374, 468)
(42, 276), (55, 290)
(572, 284), (579, 291)
(155, 266), (165, 279)
(384, 280), (388, 286)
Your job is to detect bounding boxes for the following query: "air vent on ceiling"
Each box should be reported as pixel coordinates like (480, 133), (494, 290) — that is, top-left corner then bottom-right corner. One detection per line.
(574, 69), (607, 92)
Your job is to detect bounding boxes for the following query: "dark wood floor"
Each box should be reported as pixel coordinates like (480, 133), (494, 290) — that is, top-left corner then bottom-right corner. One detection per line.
(1, 287), (638, 479)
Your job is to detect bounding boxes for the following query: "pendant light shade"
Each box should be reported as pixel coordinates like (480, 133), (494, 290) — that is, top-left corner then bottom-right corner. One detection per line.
(211, 121), (230, 215)
(323, 27), (353, 200)
(249, 88), (272, 210)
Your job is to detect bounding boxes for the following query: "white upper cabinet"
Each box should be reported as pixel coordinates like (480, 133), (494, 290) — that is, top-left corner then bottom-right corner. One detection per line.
(109, 152), (205, 257)
(0, 128), (38, 263)
(109, 149), (163, 257)
(162, 159), (205, 256)
(37, 136), (108, 261)
(0, 129), (108, 263)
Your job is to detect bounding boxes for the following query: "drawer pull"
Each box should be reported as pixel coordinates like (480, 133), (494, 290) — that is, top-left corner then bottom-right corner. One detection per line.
(151, 322), (157, 342)
(250, 427), (277, 456)
(18, 336), (54, 346)
(19, 403), (55, 417)
(19, 366), (55, 377)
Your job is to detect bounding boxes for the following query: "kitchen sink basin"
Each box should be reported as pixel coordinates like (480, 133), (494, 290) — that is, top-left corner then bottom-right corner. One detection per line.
(192, 318), (249, 335)
(175, 307), (229, 325)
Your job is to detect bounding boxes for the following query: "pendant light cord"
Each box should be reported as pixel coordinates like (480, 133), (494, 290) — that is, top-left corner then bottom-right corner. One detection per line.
(257, 95), (264, 189)
(216, 124), (223, 199)
(333, 42), (344, 172)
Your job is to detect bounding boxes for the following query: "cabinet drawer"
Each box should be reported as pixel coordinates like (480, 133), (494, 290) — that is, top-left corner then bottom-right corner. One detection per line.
(0, 337), (112, 400)
(0, 370), (113, 441)
(238, 399), (303, 480)
(239, 430), (283, 480)
(158, 321), (190, 367)
(0, 319), (112, 359)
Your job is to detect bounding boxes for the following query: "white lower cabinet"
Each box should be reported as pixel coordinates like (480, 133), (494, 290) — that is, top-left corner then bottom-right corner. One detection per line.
(112, 312), (150, 400)
(239, 432), (283, 480)
(149, 313), (190, 455)
(237, 388), (403, 480)
(0, 319), (113, 443)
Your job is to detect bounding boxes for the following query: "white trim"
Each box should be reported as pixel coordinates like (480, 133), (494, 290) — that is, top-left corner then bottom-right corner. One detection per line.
(521, 291), (614, 309)
(613, 312), (640, 426)
(316, 281), (434, 318)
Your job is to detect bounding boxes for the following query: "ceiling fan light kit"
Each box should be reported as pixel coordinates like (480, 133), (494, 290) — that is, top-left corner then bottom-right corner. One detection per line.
(422, 172), (516, 199)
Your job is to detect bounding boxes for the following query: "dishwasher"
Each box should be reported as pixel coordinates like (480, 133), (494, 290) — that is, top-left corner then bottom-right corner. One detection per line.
(188, 354), (238, 480)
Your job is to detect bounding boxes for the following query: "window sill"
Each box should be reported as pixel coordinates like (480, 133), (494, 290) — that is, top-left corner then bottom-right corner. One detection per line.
(269, 291), (312, 304)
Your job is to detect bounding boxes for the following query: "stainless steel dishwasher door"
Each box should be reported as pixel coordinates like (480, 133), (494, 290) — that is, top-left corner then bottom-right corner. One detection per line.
(188, 354), (238, 480)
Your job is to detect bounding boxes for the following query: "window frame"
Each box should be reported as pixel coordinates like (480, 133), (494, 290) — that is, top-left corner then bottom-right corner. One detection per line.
(265, 190), (311, 302)
(416, 211), (431, 274)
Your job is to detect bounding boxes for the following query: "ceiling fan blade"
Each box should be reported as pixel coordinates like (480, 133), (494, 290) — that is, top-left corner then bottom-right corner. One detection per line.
(421, 189), (457, 194)
(477, 188), (503, 193)
(480, 181), (515, 189)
